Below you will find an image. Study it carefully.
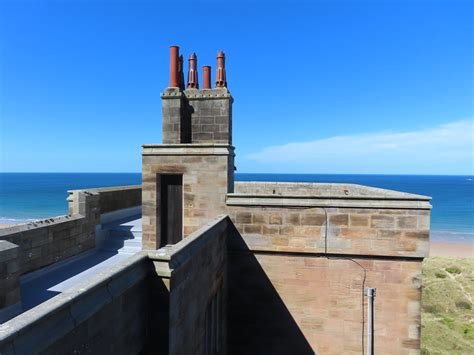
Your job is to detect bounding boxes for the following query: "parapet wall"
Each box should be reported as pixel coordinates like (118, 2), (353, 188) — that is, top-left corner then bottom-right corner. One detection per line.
(0, 253), (151, 354)
(0, 215), (229, 355)
(0, 241), (21, 322)
(150, 215), (229, 355)
(0, 185), (142, 277)
(228, 181), (431, 257)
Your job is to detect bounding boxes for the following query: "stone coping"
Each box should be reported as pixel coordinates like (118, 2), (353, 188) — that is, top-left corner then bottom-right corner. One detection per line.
(226, 195), (431, 210)
(229, 181), (431, 209)
(234, 181), (431, 200)
(67, 185), (141, 194)
(142, 144), (235, 156)
(161, 87), (232, 100)
(0, 253), (148, 346)
(148, 215), (228, 277)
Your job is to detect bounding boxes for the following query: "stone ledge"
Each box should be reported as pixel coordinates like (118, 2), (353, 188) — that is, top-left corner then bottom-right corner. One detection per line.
(234, 181), (431, 200)
(160, 87), (232, 100)
(142, 144), (235, 156)
(76, 185), (141, 193)
(226, 195), (431, 209)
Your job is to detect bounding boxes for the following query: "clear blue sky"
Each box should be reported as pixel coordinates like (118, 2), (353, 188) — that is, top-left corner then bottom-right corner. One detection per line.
(1, 0), (472, 174)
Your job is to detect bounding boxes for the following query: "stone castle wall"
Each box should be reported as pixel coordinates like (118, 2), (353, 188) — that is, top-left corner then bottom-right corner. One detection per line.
(225, 182), (430, 354)
(228, 252), (422, 354)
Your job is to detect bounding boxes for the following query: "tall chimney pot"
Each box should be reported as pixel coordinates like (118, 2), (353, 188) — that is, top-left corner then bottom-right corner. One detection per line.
(169, 46), (180, 88)
(202, 66), (211, 89)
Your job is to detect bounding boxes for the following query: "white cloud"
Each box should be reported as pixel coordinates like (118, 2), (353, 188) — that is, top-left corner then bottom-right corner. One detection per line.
(245, 120), (474, 174)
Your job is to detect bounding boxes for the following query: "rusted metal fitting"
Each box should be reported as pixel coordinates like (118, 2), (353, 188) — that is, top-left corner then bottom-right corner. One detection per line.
(215, 51), (227, 87)
(202, 66), (211, 89)
(169, 46), (179, 88)
(187, 53), (199, 89)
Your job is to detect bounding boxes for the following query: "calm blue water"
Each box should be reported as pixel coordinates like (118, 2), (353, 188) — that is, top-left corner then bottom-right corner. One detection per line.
(0, 173), (472, 241)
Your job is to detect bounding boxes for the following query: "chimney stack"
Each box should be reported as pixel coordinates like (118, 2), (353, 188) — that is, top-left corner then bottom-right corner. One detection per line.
(215, 51), (227, 87)
(187, 53), (199, 89)
(169, 46), (179, 88)
(202, 66), (211, 89)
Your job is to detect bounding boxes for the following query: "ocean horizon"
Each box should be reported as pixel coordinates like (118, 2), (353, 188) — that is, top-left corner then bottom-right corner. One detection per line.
(0, 172), (472, 242)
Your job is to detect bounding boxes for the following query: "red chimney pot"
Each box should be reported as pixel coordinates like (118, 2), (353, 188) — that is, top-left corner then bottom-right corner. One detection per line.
(169, 46), (179, 88)
(202, 66), (211, 89)
(187, 53), (199, 89)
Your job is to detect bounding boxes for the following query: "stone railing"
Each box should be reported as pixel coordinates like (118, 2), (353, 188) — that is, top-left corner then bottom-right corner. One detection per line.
(149, 215), (229, 355)
(0, 253), (150, 354)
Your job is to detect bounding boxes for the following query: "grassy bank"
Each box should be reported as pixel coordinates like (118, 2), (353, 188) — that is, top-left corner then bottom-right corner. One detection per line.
(421, 257), (474, 354)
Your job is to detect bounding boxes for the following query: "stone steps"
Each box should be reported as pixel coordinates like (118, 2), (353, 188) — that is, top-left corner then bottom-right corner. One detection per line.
(100, 215), (142, 254)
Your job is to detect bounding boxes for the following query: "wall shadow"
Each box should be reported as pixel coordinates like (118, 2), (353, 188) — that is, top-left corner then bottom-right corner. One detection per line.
(227, 223), (315, 355)
(180, 97), (193, 143)
(144, 275), (170, 355)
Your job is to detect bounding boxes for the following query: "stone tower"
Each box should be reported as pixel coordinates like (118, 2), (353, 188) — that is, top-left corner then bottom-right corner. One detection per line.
(142, 46), (235, 250)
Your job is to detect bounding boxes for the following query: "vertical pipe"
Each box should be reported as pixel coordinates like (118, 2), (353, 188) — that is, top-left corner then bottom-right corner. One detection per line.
(202, 66), (211, 89)
(365, 288), (376, 355)
(169, 46), (179, 88)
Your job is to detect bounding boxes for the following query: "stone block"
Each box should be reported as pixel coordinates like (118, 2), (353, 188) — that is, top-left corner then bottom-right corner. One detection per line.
(349, 214), (369, 227)
(329, 214), (349, 226)
(301, 214), (325, 226)
(371, 215), (395, 229)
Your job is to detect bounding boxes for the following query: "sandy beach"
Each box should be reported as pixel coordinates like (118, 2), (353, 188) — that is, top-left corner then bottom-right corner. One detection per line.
(0, 224), (14, 229)
(430, 241), (473, 258)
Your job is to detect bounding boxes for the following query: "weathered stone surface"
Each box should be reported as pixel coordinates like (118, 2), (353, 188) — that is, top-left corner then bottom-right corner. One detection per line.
(0, 254), (151, 355)
(141, 145), (234, 249)
(149, 216), (229, 355)
(228, 252), (423, 355)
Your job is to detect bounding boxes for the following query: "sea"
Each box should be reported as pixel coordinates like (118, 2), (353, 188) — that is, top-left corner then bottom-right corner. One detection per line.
(0, 173), (472, 242)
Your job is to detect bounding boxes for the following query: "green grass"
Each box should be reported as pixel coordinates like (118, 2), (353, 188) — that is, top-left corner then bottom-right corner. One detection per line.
(421, 257), (474, 354)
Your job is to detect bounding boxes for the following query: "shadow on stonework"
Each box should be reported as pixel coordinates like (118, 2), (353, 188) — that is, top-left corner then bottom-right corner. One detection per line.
(20, 250), (119, 311)
(227, 223), (315, 355)
(180, 97), (193, 143)
(143, 275), (170, 354)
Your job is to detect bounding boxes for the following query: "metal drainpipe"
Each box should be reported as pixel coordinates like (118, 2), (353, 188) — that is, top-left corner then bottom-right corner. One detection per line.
(365, 287), (376, 355)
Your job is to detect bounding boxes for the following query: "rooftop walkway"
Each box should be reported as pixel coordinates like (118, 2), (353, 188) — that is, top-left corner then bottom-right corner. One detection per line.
(20, 215), (143, 312)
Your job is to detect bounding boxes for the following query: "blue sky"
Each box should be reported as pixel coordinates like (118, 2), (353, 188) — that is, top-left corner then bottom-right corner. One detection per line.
(0, 0), (472, 174)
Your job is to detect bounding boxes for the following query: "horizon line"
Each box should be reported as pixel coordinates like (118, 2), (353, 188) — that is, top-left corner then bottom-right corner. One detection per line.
(1, 172), (473, 177)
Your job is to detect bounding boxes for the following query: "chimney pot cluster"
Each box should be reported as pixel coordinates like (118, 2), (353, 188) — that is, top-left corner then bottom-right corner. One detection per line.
(168, 46), (227, 90)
